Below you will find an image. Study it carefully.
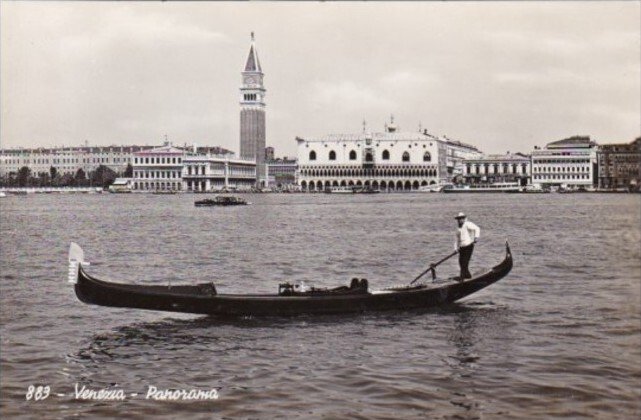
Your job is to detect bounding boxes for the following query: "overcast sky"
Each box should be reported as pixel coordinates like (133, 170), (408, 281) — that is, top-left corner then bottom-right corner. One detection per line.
(1, 1), (639, 157)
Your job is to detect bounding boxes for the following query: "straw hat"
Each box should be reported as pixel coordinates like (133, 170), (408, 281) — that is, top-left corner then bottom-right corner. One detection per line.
(454, 212), (467, 219)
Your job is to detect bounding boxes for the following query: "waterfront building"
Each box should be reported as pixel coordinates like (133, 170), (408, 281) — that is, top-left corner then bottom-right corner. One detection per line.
(296, 118), (442, 191)
(240, 33), (267, 187)
(267, 158), (298, 189)
(597, 137), (641, 190)
(131, 143), (236, 191)
(440, 137), (484, 182)
(132, 144), (185, 191)
(182, 153), (256, 192)
(0, 145), (153, 179)
(531, 136), (598, 188)
(463, 153), (531, 186)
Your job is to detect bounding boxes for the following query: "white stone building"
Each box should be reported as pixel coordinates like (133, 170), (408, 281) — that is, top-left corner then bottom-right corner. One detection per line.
(132, 144), (185, 191)
(441, 138), (484, 181)
(531, 136), (598, 188)
(296, 119), (443, 191)
(463, 153), (531, 185)
(267, 158), (298, 189)
(0, 145), (152, 178)
(182, 154), (256, 191)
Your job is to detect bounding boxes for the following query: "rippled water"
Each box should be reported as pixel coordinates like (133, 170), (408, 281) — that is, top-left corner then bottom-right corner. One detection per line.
(1, 193), (640, 418)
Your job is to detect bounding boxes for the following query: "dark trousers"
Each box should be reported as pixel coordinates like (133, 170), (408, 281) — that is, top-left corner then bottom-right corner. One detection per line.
(459, 244), (474, 279)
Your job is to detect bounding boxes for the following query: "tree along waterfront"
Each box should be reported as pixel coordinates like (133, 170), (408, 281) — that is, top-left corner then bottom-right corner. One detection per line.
(0, 164), (131, 189)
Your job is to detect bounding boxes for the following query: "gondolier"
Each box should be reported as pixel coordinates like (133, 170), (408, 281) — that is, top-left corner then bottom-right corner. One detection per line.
(454, 212), (480, 280)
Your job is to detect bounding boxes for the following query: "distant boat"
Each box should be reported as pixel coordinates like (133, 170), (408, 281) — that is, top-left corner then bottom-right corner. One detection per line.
(443, 182), (522, 193)
(325, 186), (380, 194)
(418, 183), (450, 193)
(324, 186), (353, 194)
(195, 196), (249, 207)
(522, 184), (549, 193)
(0, 192), (6, 198)
(108, 178), (133, 193)
(596, 187), (632, 193)
(556, 187), (574, 194)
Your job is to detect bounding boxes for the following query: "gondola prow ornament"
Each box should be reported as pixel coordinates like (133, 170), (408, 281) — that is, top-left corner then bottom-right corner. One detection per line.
(68, 242), (89, 284)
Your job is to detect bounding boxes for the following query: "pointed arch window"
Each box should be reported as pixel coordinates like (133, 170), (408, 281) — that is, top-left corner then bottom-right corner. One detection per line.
(309, 150), (317, 161)
(382, 150), (390, 160)
(329, 150), (336, 160)
(402, 151), (410, 162)
(423, 152), (431, 162)
(349, 150), (357, 160)
(365, 152), (373, 162)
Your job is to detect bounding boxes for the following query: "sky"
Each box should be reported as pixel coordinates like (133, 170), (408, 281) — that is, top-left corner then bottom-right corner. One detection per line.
(1, 1), (639, 157)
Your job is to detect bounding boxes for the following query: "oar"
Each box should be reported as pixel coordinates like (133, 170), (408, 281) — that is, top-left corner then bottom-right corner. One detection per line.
(410, 250), (459, 285)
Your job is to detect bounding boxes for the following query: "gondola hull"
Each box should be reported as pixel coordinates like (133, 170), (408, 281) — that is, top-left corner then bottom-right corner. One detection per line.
(72, 244), (512, 317)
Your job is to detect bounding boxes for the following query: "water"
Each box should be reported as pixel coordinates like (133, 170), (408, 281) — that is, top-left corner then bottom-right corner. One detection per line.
(1, 193), (639, 418)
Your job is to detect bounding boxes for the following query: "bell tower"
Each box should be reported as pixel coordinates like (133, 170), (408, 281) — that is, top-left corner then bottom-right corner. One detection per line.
(240, 32), (266, 187)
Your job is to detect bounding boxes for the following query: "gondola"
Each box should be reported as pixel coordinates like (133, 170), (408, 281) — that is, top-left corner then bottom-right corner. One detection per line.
(68, 242), (512, 316)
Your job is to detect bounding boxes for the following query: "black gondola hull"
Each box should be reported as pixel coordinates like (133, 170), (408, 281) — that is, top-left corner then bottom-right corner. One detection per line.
(73, 245), (512, 316)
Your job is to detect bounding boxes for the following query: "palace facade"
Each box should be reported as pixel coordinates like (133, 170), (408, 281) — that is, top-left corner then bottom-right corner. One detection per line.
(0, 145), (153, 178)
(296, 119), (443, 191)
(267, 158), (298, 189)
(440, 137), (484, 181)
(131, 144), (185, 191)
(597, 137), (641, 190)
(131, 144), (237, 191)
(182, 154), (257, 191)
(531, 136), (598, 188)
(463, 153), (531, 185)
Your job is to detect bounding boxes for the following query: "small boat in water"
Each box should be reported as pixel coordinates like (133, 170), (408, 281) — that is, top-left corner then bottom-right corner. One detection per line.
(325, 186), (380, 194)
(418, 183), (450, 193)
(353, 186), (380, 194)
(443, 182), (522, 193)
(520, 184), (549, 193)
(195, 196), (248, 207)
(68, 242), (513, 316)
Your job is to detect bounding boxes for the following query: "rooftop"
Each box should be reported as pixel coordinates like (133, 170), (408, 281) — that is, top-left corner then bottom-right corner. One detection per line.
(467, 153), (530, 162)
(0, 145), (156, 155)
(297, 131), (439, 143)
(268, 158), (297, 164)
(443, 138), (481, 152)
(546, 135), (597, 149)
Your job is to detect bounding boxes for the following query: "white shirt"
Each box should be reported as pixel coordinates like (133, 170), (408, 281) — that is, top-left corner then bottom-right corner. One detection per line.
(455, 220), (480, 250)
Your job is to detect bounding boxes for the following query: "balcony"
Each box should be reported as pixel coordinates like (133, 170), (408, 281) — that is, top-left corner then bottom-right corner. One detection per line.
(362, 148), (375, 168)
